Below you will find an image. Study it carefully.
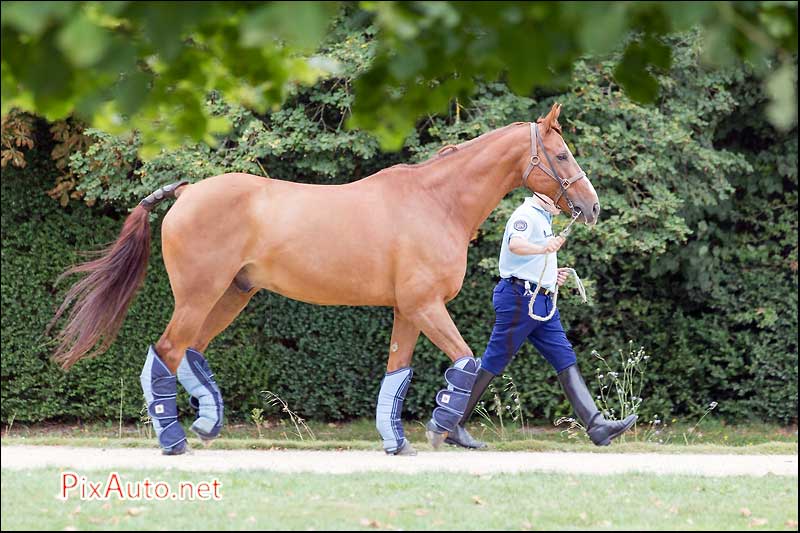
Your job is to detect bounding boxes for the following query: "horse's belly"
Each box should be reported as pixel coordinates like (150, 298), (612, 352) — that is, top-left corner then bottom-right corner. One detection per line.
(248, 262), (395, 307)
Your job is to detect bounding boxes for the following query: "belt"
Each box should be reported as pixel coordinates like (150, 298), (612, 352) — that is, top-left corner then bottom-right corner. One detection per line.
(503, 277), (553, 296)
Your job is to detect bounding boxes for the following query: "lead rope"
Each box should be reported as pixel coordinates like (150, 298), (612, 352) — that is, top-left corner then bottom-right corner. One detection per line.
(524, 211), (587, 321)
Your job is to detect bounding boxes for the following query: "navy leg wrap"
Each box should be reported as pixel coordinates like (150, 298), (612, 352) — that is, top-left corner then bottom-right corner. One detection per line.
(177, 348), (224, 440)
(431, 356), (478, 432)
(376, 367), (413, 454)
(140, 345), (187, 454)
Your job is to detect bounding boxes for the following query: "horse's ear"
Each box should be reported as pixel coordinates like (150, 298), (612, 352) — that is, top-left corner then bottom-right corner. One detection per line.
(543, 103), (562, 134)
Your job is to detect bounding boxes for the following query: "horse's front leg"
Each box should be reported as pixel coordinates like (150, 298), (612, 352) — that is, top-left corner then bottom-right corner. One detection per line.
(403, 300), (479, 449)
(376, 308), (420, 455)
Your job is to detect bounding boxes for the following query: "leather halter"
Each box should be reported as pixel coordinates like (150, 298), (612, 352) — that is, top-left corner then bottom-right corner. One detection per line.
(521, 122), (587, 217)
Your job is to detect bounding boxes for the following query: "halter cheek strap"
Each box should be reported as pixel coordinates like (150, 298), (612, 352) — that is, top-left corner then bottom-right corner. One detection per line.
(521, 122), (587, 217)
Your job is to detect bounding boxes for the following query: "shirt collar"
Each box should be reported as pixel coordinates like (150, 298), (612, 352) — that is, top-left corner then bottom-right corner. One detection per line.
(525, 197), (552, 223)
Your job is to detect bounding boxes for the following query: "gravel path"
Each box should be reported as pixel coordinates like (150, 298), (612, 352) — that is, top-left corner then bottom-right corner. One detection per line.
(1, 446), (796, 477)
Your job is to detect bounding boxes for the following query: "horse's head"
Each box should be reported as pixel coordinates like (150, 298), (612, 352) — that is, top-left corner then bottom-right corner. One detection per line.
(521, 103), (600, 225)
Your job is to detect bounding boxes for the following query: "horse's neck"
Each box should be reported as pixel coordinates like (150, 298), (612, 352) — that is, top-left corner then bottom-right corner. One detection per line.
(422, 128), (528, 238)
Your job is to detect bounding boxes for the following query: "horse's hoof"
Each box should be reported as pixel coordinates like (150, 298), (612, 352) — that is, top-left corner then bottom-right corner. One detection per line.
(161, 441), (189, 456)
(388, 439), (417, 456)
(426, 430), (448, 450)
(191, 426), (219, 448)
(444, 424), (487, 449)
(424, 422), (446, 450)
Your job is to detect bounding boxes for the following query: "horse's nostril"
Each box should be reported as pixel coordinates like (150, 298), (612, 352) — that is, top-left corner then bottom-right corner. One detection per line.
(592, 203), (600, 218)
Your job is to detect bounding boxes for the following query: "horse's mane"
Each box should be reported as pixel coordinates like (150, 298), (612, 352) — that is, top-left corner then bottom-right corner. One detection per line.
(390, 122), (528, 170)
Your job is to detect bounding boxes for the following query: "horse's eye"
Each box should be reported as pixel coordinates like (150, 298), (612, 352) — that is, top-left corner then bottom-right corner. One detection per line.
(557, 153), (568, 161)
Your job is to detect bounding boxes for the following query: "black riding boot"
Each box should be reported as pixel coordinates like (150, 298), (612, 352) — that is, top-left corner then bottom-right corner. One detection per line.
(557, 364), (637, 446)
(443, 368), (495, 449)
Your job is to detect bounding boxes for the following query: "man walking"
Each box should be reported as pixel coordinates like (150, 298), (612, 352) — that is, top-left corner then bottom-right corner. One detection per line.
(445, 192), (637, 448)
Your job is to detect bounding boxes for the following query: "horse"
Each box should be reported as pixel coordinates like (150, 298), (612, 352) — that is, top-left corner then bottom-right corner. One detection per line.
(49, 103), (599, 455)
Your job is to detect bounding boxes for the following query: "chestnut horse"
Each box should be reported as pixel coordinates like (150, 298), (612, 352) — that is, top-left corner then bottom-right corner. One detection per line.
(50, 103), (599, 452)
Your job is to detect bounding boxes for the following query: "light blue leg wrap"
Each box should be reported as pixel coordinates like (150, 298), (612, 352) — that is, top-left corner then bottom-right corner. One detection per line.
(431, 356), (478, 433)
(140, 345), (187, 455)
(376, 367), (413, 454)
(177, 348), (223, 440)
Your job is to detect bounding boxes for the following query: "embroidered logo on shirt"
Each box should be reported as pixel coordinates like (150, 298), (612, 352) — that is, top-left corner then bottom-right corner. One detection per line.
(513, 220), (528, 231)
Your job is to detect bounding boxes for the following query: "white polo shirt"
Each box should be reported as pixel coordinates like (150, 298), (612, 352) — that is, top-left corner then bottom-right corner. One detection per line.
(498, 197), (558, 290)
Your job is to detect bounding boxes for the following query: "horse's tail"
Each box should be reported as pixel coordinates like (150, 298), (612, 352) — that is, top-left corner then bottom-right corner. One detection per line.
(48, 181), (188, 370)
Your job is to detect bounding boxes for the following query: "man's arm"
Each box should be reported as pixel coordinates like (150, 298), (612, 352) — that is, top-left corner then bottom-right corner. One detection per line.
(509, 236), (565, 255)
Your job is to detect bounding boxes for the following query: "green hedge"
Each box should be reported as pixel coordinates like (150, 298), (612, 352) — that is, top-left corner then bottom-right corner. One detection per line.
(1, 34), (797, 426)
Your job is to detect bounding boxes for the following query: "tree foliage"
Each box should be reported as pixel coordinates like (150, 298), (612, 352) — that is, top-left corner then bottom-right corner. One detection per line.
(2, 1), (797, 153)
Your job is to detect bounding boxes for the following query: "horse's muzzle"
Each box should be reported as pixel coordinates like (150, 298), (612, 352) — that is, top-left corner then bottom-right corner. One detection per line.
(587, 202), (600, 224)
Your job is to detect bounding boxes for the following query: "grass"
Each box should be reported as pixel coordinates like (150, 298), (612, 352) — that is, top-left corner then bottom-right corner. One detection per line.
(2, 418), (796, 455)
(3, 436), (796, 456)
(2, 468), (797, 530)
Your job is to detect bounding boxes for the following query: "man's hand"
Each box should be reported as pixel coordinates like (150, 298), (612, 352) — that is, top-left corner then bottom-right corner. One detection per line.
(557, 267), (571, 286)
(543, 236), (565, 254)
(508, 235), (566, 256)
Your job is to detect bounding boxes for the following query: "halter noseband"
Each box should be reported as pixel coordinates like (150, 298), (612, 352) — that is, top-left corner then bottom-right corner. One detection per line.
(521, 122), (587, 218)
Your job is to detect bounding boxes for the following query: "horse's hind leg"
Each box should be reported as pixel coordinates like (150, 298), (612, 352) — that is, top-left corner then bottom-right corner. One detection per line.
(154, 287), (225, 372)
(143, 248), (236, 455)
(376, 309), (420, 456)
(143, 286), (223, 455)
(191, 282), (258, 352)
(172, 280), (258, 447)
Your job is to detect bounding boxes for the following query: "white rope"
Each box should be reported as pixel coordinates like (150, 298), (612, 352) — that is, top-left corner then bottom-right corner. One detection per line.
(525, 212), (587, 321)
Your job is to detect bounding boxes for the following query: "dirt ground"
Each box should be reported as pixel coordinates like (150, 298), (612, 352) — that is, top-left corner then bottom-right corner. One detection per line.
(1, 445), (796, 476)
